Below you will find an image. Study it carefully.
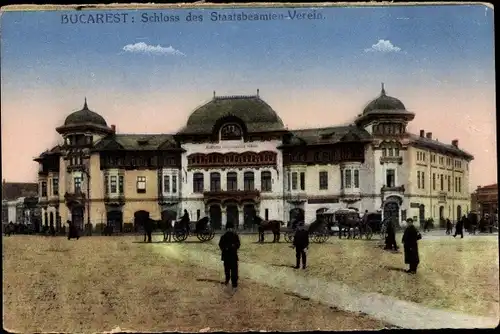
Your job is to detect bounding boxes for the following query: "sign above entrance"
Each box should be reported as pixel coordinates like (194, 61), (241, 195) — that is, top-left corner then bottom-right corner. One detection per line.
(206, 143), (258, 150)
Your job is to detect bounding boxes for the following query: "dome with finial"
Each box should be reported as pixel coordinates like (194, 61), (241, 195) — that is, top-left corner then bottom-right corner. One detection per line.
(64, 98), (108, 126)
(362, 83), (407, 114)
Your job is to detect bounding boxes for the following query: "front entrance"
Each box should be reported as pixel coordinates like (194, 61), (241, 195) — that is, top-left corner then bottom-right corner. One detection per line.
(243, 204), (256, 229)
(71, 206), (84, 231)
(383, 201), (400, 225)
(107, 210), (123, 233)
(209, 205), (222, 230)
(419, 204), (425, 226)
(439, 206), (445, 227)
(289, 207), (305, 224)
(134, 210), (150, 232)
(226, 204), (239, 229)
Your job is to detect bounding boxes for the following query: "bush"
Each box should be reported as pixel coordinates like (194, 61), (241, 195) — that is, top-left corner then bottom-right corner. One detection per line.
(123, 223), (134, 233)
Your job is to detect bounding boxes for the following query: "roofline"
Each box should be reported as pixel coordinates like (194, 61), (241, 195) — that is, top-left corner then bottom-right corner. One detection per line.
(408, 138), (474, 160)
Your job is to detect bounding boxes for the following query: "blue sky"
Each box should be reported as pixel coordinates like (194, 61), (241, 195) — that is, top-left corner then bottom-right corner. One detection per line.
(0, 4), (496, 189)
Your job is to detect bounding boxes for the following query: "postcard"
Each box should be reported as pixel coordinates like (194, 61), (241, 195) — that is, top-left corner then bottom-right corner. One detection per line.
(1, 2), (497, 333)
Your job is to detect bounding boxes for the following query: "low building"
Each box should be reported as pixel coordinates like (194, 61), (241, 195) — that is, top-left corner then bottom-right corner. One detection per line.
(472, 184), (498, 217)
(2, 180), (38, 224)
(34, 85), (474, 230)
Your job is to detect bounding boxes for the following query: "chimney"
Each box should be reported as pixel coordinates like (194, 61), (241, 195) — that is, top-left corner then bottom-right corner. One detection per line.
(419, 129), (425, 138)
(111, 125), (116, 133)
(452, 139), (459, 148)
(426, 132), (432, 139)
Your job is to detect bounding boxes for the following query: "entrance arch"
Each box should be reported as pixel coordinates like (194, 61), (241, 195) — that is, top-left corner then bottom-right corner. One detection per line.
(289, 207), (305, 224)
(107, 210), (123, 233)
(209, 205), (222, 230)
(243, 204), (256, 229)
(457, 205), (462, 221)
(383, 197), (400, 224)
(419, 204), (425, 226)
(439, 206), (445, 228)
(226, 205), (239, 229)
(71, 206), (84, 231)
(134, 210), (150, 232)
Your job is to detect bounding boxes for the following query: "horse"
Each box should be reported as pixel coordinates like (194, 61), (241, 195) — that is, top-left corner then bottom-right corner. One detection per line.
(336, 211), (362, 239)
(253, 216), (284, 243)
(3, 222), (15, 236)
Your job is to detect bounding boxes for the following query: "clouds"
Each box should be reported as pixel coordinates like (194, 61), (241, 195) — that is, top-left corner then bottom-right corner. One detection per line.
(364, 39), (402, 53)
(122, 42), (185, 56)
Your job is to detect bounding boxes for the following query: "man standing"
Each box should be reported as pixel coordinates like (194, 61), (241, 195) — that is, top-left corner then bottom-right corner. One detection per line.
(454, 217), (464, 239)
(384, 217), (399, 251)
(67, 220), (80, 240)
(445, 218), (453, 235)
(181, 209), (190, 234)
(219, 222), (241, 289)
(293, 223), (309, 269)
(402, 218), (422, 274)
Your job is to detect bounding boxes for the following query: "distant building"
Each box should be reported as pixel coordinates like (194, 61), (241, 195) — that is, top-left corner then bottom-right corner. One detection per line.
(472, 184), (498, 217)
(1, 180), (38, 224)
(34, 85), (474, 230)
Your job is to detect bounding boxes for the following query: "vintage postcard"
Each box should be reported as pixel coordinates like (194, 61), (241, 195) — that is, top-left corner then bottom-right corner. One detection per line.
(1, 2), (497, 332)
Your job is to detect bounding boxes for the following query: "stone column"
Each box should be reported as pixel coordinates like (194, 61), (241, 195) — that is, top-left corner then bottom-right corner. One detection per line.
(238, 207), (244, 230)
(221, 207), (227, 229)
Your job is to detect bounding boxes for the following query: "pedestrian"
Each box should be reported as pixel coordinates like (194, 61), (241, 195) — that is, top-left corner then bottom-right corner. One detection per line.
(218, 222), (240, 289)
(454, 217), (464, 238)
(402, 218), (422, 274)
(384, 217), (399, 251)
(445, 218), (452, 235)
(292, 222), (309, 269)
(49, 221), (56, 236)
(181, 209), (190, 234)
(67, 220), (80, 240)
(423, 218), (429, 233)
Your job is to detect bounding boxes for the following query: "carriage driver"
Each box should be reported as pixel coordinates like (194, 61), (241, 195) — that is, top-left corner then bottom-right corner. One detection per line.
(292, 222), (309, 269)
(219, 221), (241, 289)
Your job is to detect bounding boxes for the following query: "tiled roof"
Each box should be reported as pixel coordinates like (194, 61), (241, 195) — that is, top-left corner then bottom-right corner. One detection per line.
(407, 133), (474, 160)
(2, 182), (38, 201)
(285, 125), (372, 146)
(94, 134), (177, 151)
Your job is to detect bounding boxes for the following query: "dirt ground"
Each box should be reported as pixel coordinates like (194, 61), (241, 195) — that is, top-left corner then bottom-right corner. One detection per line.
(3, 235), (388, 333)
(176, 233), (500, 318)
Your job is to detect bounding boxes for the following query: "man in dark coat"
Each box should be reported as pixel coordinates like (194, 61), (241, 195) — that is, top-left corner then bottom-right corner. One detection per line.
(292, 223), (309, 269)
(143, 218), (153, 243)
(219, 222), (241, 288)
(402, 218), (422, 274)
(445, 218), (453, 235)
(454, 217), (464, 238)
(384, 217), (399, 251)
(49, 221), (56, 236)
(67, 220), (80, 240)
(181, 209), (190, 233)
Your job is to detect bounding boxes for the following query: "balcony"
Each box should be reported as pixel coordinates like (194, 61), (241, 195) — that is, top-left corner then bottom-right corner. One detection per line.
(48, 194), (60, 205)
(158, 194), (180, 205)
(64, 191), (86, 207)
(380, 156), (403, 165)
(381, 185), (405, 193)
(340, 187), (361, 202)
(66, 164), (87, 173)
(203, 190), (260, 205)
(104, 193), (125, 206)
(285, 191), (308, 204)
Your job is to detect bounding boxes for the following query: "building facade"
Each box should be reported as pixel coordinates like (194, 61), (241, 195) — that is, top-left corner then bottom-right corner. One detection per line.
(34, 86), (474, 231)
(471, 184), (498, 217)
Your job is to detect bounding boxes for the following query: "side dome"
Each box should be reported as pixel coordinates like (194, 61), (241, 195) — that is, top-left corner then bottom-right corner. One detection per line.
(362, 84), (406, 114)
(182, 92), (285, 133)
(64, 98), (107, 126)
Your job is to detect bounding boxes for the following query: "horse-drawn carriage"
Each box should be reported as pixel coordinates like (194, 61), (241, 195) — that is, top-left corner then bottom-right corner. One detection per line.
(283, 217), (330, 243)
(170, 216), (215, 242)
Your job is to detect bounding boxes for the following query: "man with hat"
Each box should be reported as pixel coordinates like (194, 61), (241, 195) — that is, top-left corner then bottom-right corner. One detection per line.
(401, 218), (422, 274)
(218, 221), (241, 289)
(292, 222), (309, 269)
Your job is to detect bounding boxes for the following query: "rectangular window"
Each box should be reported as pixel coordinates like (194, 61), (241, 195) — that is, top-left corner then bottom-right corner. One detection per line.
(110, 176), (117, 193)
(300, 172), (305, 191)
(291, 172), (298, 190)
(432, 173), (436, 190)
(172, 175), (177, 193)
(52, 178), (59, 196)
(382, 148), (387, 157)
(74, 177), (82, 193)
(417, 171), (421, 189)
(440, 174), (444, 191)
(354, 170), (359, 188)
(388, 148), (394, 157)
(319, 171), (328, 190)
(119, 176), (124, 194)
(340, 170), (344, 189)
(104, 175), (109, 195)
(421, 172), (425, 189)
(287, 172), (291, 191)
(423, 153), (426, 161)
(196, 209), (201, 221)
(210, 173), (221, 192)
(227, 172), (238, 191)
(395, 148), (400, 156)
(261, 171), (272, 192)
(265, 208), (269, 221)
(163, 175), (170, 193)
(345, 169), (352, 188)
(193, 173), (204, 193)
(136, 176), (146, 193)
(458, 177), (462, 193)
(41, 181), (47, 197)
(244, 172), (255, 191)
(386, 169), (395, 188)
(447, 176), (451, 192)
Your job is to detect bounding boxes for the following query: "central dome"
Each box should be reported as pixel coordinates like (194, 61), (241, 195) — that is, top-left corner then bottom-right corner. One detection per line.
(182, 92), (285, 133)
(362, 84), (406, 114)
(64, 98), (107, 126)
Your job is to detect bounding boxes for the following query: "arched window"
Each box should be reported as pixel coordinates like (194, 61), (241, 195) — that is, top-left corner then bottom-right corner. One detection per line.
(244, 171), (255, 191)
(193, 173), (204, 193)
(210, 172), (221, 192)
(227, 172), (238, 191)
(220, 123), (243, 141)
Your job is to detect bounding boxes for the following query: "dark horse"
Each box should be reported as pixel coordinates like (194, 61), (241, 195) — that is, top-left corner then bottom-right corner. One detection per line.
(254, 216), (284, 243)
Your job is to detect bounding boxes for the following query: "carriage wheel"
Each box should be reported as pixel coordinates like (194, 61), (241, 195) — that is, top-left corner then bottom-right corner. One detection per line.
(197, 229), (215, 242)
(365, 226), (373, 240)
(284, 231), (294, 243)
(317, 234), (328, 243)
(173, 230), (188, 242)
(322, 234), (330, 243)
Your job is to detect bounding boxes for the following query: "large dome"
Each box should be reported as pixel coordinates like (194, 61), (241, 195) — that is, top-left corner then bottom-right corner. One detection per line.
(181, 93), (285, 133)
(362, 84), (406, 114)
(64, 99), (107, 126)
